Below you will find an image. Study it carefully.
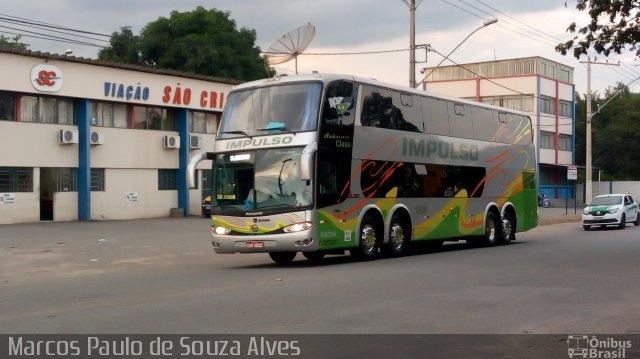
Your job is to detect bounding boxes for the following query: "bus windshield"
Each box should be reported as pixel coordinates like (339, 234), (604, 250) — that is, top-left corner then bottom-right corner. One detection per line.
(211, 147), (313, 214)
(218, 82), (322, 139)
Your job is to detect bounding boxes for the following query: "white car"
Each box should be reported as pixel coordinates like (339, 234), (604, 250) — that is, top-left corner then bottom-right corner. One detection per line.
(582, 193), (640, 230)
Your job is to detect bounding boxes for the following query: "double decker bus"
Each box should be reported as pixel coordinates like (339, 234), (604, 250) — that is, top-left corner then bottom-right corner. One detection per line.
(188, 73), (537, 264)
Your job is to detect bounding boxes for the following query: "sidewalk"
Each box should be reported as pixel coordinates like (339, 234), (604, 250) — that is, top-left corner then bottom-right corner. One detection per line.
(537, 205), (582, 225)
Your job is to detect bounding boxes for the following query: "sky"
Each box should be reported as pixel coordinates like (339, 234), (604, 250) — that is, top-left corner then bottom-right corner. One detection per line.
(3, 0), (640, 98)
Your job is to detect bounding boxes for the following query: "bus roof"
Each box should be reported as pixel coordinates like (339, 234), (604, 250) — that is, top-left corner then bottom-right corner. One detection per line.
(231, 73), (531, 117)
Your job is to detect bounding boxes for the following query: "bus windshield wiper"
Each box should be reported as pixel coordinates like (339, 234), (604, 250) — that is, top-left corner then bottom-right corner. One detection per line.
(221, 130), (251, 137)
(257, 203), (295, 210)
(257, 126), (289, 132)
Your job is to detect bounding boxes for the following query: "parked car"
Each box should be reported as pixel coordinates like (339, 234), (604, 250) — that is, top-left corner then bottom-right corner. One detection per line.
(582, 193), (640, 230)
(202, 195), (211, 217)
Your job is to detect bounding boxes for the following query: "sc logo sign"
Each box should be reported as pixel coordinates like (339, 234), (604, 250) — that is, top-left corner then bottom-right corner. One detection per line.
(31, 64), (63, 92)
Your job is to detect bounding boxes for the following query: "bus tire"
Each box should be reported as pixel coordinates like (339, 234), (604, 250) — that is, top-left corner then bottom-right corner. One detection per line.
(498, 211), (516, 245)
(482, 211), (499, 247)
(349, 214), (380, 261)
(302, 251), (325, 262)
(382, 213), (411, 257)
(268, 251), (297, 265)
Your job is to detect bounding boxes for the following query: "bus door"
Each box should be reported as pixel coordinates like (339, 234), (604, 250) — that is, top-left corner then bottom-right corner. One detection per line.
(315, 80), (359, 249)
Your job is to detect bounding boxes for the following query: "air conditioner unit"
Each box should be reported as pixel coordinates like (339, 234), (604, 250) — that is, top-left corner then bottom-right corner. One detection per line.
(189, 135), (202, 149)
(163, 135), (180, 149)
(90, 130), (104, 145)
(58, 129), (79, 144)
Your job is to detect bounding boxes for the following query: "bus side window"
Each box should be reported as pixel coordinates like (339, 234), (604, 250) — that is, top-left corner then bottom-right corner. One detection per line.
(323, 80), (356, 127)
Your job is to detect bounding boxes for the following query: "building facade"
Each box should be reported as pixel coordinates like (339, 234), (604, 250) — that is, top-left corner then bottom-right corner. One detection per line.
(0, 49), (240, 224)
(422, 56), (575, 200)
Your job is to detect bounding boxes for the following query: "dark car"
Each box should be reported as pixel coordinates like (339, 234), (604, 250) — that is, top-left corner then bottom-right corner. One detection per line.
(202, 195), (211, 217)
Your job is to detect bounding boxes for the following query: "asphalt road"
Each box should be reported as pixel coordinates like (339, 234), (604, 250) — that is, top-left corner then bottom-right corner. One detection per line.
(1, 217), (639, 335)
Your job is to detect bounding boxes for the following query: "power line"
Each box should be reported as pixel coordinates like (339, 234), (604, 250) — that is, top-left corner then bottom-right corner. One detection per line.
(0, 30), (103, 48)
(0, 16), (110, 44)
(0, 13), (111, 37)
(0, 24), (104, 47)
(0, 12), (111, 51)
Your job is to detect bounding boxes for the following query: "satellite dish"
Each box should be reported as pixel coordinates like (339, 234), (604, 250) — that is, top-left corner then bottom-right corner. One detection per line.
(266, 23), (315, 74)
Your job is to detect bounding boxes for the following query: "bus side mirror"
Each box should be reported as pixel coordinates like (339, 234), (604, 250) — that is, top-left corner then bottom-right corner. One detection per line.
(187, 152), (214, 189)
(300, 142), (317, 182)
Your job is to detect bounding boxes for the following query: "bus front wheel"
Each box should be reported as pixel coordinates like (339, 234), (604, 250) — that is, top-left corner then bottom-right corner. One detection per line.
(350, 214), (381, 261)
(269, 251), (297, 265)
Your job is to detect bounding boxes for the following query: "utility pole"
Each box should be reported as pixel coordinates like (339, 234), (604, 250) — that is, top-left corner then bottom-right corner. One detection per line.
(585, 56), (593, 205)
(581, 56), (619, 203)
(403, 0), (422, 88)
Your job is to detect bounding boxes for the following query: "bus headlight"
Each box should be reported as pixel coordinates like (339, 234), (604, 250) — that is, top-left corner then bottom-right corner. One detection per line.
(212, 226), (231, 235)
(283, 222), (313, 233)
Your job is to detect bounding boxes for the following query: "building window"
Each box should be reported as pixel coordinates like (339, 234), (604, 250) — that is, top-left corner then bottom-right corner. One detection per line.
(158, 169), (178, 190)
(0, 167), (33, 192)
(558, 134), (571, 151)
(539, 97), (553, 115)
(90, 101), (128, 128)
(481, 95), (534, 112)
(0, 92), (16, 121)
(54, 168), (105, 192)
(559, 101), (572, 118)
(190, 111), (218, 134)
(90, 169), (105, 191)
(540, 131), (553, 149)
(19, 95), (75, 124)
(133, 106), (176, 131)
(56, 168), (76, 192)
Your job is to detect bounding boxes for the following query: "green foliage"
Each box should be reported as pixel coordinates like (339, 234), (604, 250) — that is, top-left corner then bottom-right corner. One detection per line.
(576, 83), (640, 180)
(98, 7), (272, 80)
(557, 0), (640, 58)
(98, 27), (142, 65)
(0, 34), (29, 51)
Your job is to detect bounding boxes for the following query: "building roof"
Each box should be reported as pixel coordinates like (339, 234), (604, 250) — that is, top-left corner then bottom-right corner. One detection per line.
(0, 47), (244, 85)
(424, 56), (574, 72)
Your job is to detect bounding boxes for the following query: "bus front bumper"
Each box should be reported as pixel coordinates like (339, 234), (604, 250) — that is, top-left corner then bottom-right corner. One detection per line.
(212, 231), (317, 254)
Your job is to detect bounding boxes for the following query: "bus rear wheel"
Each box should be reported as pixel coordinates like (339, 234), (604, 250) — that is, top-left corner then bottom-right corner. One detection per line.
(269, 251), (297, 265)
(498, 211), (516, 245)
(349, 214), (380, 261)
(482, 212), (499, 247)
(382, 213), (411, 257)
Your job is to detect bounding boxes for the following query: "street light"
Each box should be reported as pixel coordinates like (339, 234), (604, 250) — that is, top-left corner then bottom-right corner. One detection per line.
(418, 18), (498, 88)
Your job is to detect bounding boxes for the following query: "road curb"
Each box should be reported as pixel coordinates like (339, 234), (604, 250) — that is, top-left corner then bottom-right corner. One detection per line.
(538, 215), (581, 226)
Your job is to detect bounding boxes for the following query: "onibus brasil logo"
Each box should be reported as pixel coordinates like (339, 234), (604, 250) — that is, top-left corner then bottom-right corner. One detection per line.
(567, 335), (632, 358)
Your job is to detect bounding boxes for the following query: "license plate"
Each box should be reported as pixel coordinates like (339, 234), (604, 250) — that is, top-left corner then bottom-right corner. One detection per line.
(246, 241), (264, 248)
(593, 216), (603, 220)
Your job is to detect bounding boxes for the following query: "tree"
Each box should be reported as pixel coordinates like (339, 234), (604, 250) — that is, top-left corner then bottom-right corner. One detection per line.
(0, 34), (29, 51)
(589, 83), (640, 180)
(556, 0), (640, 59)
(98, 7), (270, 80)
(98, 27), (142, 65)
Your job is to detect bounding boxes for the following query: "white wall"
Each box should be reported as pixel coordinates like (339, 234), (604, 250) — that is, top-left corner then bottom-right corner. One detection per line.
(91, 169), (177, 220)
(0, 192), (39, 224)
(0, 122), (79, 167)
(576, 181), (640, 204)
(54, 192), (77, 222)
